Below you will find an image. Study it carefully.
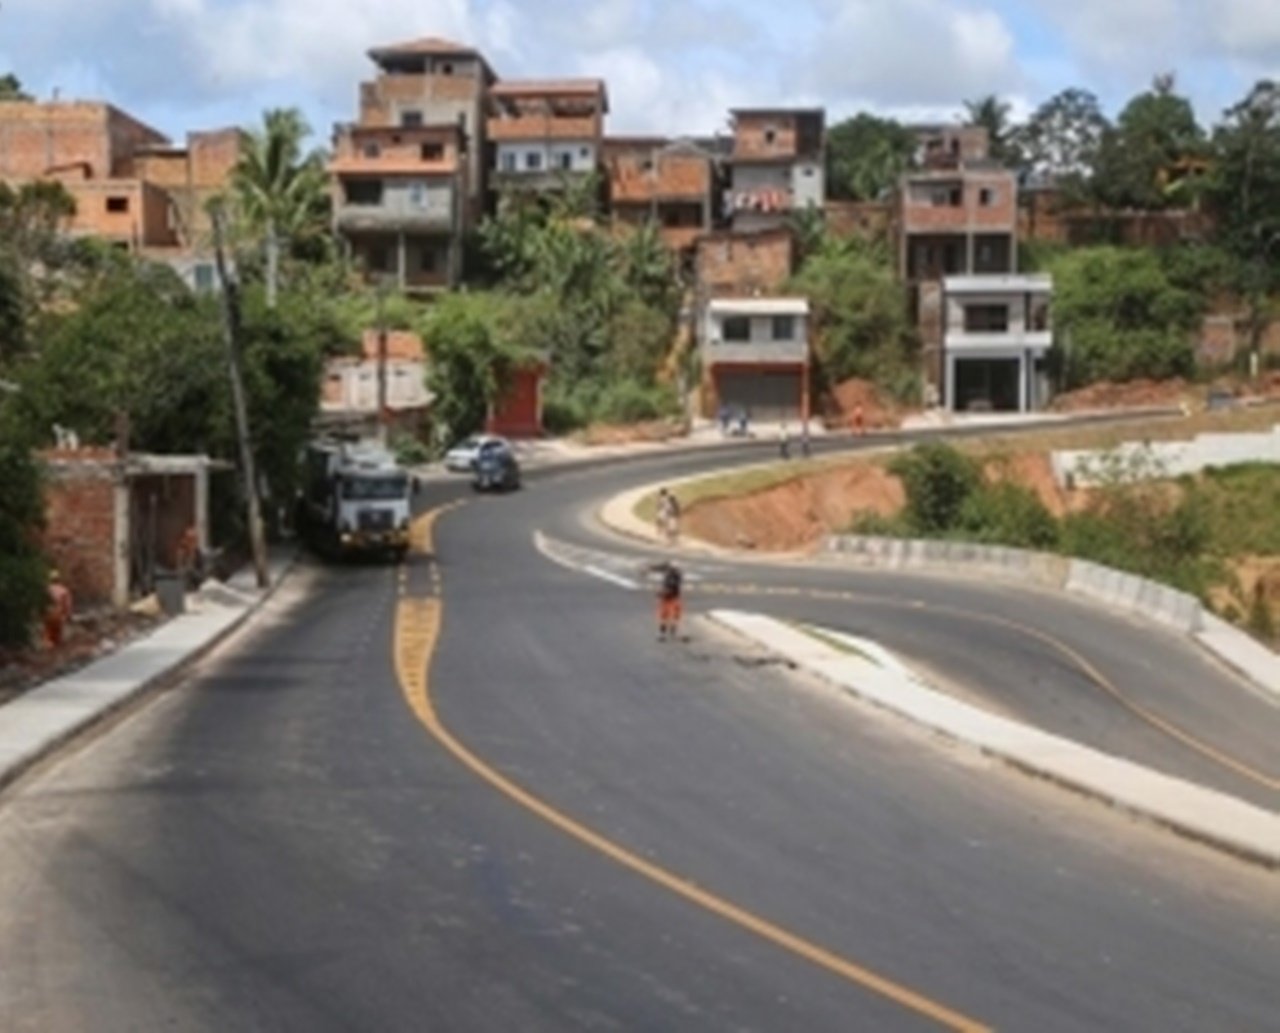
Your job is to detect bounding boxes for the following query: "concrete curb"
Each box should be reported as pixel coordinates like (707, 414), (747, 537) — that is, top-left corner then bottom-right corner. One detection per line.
(710, 609), (1280, 869)
(825, 534), (1280, 700)
(0, 553), (297, 793)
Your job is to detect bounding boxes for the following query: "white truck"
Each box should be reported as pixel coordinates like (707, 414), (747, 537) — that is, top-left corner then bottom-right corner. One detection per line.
(296, 439), (417, 560)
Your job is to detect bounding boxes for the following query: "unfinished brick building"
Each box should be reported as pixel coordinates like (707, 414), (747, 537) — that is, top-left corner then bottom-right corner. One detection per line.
(603, 136), (720, 255)
(0, 101), (239, 269)
(487, 78), (608, 202)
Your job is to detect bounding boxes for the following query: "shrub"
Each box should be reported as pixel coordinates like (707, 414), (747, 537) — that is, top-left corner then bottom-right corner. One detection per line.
(391, 434), (430, 467)
(956, 482), (1059, 549)
(592, 379), (678, 424)
(0, 426), (47, 648)
(888, 443), (982, 535)
(847, 510), (909, 536)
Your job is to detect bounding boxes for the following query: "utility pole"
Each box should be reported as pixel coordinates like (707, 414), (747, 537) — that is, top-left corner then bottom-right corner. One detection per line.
(376, 278), (389, 445)
(210, 202), (269, 589)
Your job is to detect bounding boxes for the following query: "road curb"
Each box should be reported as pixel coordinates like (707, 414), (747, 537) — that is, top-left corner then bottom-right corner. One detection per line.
(0, 553), (299, 795)
(709, 610), (1280, 870)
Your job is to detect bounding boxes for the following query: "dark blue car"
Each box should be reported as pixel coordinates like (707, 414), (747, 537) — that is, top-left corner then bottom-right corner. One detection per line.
(472, 441), (521, 492)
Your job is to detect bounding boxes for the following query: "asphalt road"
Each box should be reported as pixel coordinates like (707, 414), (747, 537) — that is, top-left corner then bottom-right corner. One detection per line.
(1, 434), (1278, 1032)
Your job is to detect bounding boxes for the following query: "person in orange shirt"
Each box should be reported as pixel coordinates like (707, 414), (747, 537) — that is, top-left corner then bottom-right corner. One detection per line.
(44, 570), (73, 649)
(651, 560), (684, 642)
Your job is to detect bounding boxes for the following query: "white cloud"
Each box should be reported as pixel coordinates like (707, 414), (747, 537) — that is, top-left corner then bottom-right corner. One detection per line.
(800, 0), (1024, 111)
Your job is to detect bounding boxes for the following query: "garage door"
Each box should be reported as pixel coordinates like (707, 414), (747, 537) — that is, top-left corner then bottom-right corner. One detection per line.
(716, 369), (802, 423)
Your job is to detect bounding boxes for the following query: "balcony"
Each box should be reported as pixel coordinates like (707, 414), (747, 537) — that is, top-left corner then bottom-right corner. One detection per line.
(336, 203), (453, 233)
(945, 329), (1052, 353)
(486, 115), (599, 142)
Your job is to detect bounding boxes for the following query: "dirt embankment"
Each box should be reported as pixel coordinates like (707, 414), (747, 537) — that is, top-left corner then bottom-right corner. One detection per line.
(685, 451), (1070, 551)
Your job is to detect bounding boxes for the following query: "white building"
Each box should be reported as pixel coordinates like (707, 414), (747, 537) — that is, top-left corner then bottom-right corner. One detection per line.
(941, 274), (1053, 412)
(701, 297), (811, 422)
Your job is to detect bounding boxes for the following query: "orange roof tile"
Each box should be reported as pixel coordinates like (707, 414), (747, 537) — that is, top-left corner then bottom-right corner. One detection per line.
(360, 328), (425, 362)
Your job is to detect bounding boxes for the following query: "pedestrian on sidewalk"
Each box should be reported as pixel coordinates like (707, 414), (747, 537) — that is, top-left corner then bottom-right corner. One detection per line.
(800, 422), (811, 458)
(779, 423), (791, 459)
(650, 559), (684, 642)
(43, 570), (73, 649)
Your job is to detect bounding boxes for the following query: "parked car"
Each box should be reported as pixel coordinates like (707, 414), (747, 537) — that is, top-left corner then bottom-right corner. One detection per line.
(472, 441), (521, 492)
(444, 434), (509, 473)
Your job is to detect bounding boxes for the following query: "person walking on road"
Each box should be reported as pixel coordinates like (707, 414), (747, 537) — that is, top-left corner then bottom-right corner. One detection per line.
(651, 559), (684, 642)
(656, 487), (681, 545)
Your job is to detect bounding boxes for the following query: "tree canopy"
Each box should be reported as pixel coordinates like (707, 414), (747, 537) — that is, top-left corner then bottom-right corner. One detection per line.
(825, 113), (917, 202)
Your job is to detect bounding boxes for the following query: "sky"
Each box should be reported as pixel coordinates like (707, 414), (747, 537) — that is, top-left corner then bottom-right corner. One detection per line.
(2, 0), (1279, 146)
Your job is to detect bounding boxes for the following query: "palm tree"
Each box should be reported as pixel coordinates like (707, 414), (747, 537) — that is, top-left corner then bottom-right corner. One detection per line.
(964, 94), (1017, 166)
(231, 108), (328, 308)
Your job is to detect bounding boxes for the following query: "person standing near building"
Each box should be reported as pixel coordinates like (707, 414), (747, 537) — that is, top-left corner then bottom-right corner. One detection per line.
(44, 570), (73, 649)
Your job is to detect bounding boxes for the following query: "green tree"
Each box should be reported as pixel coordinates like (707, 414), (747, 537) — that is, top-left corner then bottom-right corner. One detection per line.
(1092, 75), (1205, 210)
(0, 253), (25, 364)
(889, 443), (982, 535)
(964, 94), (1020, 165)
(0, 409), (46, 648)
(231, 108), (329, 309)
(1015, 88), (1110, 198)
(1204, 81), (1280, 367)
(421, 292), (532, 448)
(1051, 246), (1201, 385)
(0, 74), (31, 101)
(788, 236), (916, 399)
(825, 113), (917, 201)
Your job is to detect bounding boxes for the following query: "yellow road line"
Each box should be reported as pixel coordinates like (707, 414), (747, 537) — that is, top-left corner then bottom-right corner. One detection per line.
(696, 583), (1280, 794)
(393, 513), (990, 1033)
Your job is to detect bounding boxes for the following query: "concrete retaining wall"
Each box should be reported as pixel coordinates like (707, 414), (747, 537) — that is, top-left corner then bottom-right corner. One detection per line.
(1052, 424), (1280, 488)
(826, 535), (1203, 634)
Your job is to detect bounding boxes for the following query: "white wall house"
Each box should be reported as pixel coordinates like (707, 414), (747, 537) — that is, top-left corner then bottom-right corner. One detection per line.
(701, 297), (811, 423)
(494, 141), (597, 176)
(941, 274), (1053, 412)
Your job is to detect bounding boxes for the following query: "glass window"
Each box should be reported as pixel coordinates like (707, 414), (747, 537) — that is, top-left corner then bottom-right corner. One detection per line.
(500, 152), (516, 172)
(401, 110), (423, 128)
(722, 316), (750, 342)
(345, 180), (383, 205)
(526, 151), (543, 170)
(963, 304), (1009, 333)
(772, 315), (795, 340)
(341, 475), (408, 500)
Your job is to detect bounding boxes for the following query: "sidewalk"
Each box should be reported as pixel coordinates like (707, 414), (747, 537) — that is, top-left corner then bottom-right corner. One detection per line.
(0, 549), (294, 791)
(711, 610), (1280, 868)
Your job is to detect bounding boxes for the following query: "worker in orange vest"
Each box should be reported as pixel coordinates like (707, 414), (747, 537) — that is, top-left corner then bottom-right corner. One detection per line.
(44, 570), (73, 649)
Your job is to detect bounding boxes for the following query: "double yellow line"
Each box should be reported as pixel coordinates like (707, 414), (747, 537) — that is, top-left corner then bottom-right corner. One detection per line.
(394, 507), (989, 1032)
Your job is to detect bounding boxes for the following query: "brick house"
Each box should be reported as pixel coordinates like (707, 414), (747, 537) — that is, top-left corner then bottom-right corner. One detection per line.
(725, 109), (825, 234)
(897, 143), (1023, 408)
(332, 36), (495, 292)
(603, 136), (720, 255)
(694, 228), (795, 297)
(486, 78), (608, 202)
(41, 448), (228, 609)
(0, 100), (240, 284)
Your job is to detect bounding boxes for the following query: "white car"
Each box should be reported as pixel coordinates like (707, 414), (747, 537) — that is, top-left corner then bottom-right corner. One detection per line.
(444, 434), (509, 472)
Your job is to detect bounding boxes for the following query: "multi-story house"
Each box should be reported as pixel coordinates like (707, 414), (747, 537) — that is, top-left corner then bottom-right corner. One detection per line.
(330, 120), (467, 292)
(0, 99), (238, 286)
(332, 35), (495, 291)
(725, 108), (825, 233)
(938, 274), (1053, 413)
(357, 36), (495, 221)
(701, 297), (811, 424)
(897, 139), (1026, 409)
(486, 78), (607, 201)
(603, 136), (719, 256)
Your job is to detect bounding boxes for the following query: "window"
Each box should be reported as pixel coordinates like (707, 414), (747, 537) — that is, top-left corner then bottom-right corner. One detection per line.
(401, 110), (423, 128)
(345, 180), (383, 205)
(771, 315), (795, 341)
(362, 142), (381, 159)
(500, 151), (516, 172)
(557, 151), (572, 170)
(442, 62), (454, 75)
(408, 182), (426, 208)
(419, 244), (440, 273)
(366, 244), (392, 273)
(722, 316), (750, 342)
(963, 304), (1009, 333)
(421, 142), (444, 161)
(580, 147), (590, 159)
(764, 127), (776, 145)
(106, 196), (129, 214)
(525, 151), (542, 170)
(193, 263), (215, 291)
(979, 187), (994, 207)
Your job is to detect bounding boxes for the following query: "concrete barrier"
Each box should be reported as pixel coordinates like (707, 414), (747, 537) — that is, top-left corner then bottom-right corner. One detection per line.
(826, 535), (1068, 589)
(1053, 423), (1280, 488)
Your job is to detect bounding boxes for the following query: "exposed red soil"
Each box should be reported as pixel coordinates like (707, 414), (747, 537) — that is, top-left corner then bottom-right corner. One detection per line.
(1049, 378), (1194, 412)
(823, 377), (904, 430)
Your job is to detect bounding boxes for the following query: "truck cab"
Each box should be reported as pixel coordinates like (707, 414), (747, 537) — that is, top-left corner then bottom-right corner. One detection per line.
(299, 440), (416, 560)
